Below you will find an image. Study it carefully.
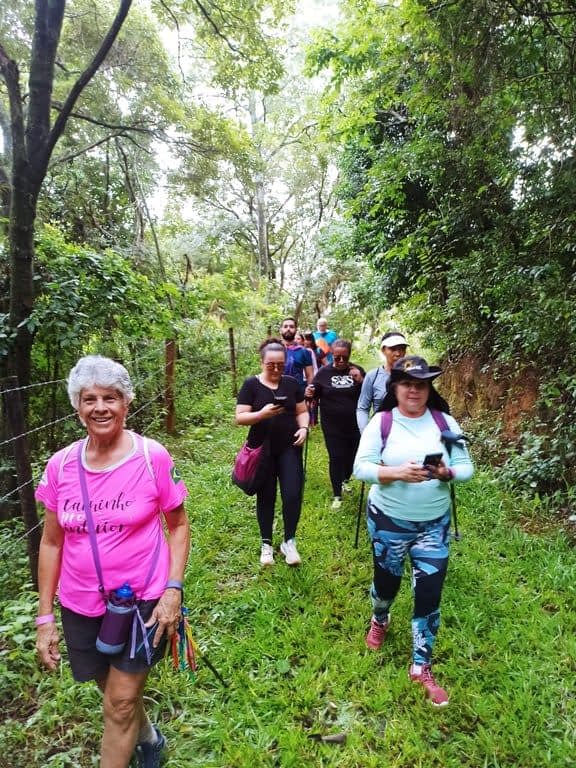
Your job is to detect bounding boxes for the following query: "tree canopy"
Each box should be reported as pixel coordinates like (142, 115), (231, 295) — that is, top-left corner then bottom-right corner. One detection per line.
(3, 0), (576, 493)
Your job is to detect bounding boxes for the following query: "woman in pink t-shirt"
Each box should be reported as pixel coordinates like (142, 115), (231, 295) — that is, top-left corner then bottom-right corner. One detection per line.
(35, 356), (189, 768)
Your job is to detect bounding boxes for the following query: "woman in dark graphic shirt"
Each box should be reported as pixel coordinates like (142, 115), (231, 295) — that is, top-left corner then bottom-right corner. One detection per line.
(306, 339), (365, 509)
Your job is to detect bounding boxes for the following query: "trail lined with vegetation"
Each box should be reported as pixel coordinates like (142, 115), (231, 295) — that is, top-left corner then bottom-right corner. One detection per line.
(2, 1), (576, 763)
(2, 385), (575, 767)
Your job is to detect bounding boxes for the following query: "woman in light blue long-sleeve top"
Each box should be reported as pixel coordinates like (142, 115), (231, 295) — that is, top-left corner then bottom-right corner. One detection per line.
(354, 355), (473, 707)
(356, 331), (408, 433)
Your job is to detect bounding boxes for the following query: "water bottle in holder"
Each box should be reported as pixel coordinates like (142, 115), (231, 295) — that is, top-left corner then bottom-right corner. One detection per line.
(96, 583), (136, 655)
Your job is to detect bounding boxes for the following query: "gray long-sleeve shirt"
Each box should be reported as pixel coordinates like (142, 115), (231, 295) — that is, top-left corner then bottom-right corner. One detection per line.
(356, 366), (390, 432)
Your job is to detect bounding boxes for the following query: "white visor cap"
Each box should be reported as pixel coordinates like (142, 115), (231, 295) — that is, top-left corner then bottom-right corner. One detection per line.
(381, 334), (408, 348)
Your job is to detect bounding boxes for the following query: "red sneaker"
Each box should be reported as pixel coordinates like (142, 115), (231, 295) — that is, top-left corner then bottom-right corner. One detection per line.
(409, 664), (449, 707)
(365, 617), (389, 650)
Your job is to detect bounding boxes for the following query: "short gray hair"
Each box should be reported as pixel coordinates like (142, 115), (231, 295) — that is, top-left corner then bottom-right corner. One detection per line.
(67, 355), (134, 409)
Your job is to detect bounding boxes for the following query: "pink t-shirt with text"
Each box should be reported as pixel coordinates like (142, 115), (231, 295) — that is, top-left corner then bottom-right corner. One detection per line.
(35, 432), (188, 617)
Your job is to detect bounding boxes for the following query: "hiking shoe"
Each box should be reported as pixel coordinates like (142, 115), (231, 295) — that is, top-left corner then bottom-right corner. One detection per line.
(365, 616), (389, 650)
(331, 496), (343, 510)
(260, 543), (274, 566)
(134, 725), (166, 767)
(280, 538), (301, 566)
(409, 664), (449, 707)
(341, 481), (352, 493)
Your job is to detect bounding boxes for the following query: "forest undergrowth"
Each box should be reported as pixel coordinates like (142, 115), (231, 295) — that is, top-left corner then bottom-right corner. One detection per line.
(1, 389), (576, 767)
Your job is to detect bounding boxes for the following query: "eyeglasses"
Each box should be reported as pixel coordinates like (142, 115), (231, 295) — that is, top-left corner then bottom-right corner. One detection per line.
(397, 380), (428, 390)
(333, 354), (349, 362)
(264, 362), (284, 370)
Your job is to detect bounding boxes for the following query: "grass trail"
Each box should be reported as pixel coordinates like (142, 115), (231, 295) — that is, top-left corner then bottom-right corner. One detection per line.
(171, 422), (576, 767)
(2, 415), (576, 766)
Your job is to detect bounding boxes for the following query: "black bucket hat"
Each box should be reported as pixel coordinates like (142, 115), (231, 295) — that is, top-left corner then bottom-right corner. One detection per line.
(389, 355), (442, 382)
(380, 355), (450, 413)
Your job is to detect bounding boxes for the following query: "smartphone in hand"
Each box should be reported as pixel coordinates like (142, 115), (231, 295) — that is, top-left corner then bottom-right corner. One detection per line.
(423, 453), (443, 467)
(273, 395), (288, 407)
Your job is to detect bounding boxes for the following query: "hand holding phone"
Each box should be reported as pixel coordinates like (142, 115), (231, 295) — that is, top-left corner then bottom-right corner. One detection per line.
(273, 395), (288, 407)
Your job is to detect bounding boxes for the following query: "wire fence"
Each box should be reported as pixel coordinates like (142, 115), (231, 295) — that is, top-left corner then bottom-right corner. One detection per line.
(0, 326), (265, 571)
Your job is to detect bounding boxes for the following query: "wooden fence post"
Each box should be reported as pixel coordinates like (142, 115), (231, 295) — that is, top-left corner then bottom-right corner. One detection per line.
(1, 377), (41, 589)
(228, 327), (238, 398)
(165, 340), (176, 435)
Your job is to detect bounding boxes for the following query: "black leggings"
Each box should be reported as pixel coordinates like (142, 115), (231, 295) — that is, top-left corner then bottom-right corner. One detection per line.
(322, 430), (360, 497)
(256, 445), (303, 542)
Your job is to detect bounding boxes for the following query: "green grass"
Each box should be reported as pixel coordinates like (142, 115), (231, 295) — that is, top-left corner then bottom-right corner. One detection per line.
(2, 415), (576, 767)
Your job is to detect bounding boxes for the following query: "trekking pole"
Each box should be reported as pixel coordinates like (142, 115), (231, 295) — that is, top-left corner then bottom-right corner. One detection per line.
(353, 482), (365, 548)
(450, 485), (461, 541)
(199, 651), (229, 689)
(175, 610), (229, 689)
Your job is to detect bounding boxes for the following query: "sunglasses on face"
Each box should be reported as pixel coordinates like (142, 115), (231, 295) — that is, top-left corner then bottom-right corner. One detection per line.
(333, 354), (349, 362)
(264, 362), (284, 370)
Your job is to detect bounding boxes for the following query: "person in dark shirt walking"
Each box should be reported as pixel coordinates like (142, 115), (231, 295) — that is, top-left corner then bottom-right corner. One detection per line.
(306, 339), (365, 509)
(236, 340), (310, 566)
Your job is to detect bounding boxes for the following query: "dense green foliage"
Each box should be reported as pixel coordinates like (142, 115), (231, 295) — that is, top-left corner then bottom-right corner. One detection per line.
(2, 1), (576, 763)
(306, 0), (576, 490)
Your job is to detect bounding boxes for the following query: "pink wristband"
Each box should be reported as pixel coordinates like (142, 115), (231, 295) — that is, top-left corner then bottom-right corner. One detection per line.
(35, 614), (55, 626)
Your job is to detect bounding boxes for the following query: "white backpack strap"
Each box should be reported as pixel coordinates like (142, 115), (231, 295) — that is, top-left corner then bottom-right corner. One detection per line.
(58, 441), (80, 484)
(141, 435), (156, 481)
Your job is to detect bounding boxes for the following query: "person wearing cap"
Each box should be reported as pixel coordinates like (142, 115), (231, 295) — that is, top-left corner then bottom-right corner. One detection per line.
(356, 331), (409, 433)
(353, 355), (473, 707)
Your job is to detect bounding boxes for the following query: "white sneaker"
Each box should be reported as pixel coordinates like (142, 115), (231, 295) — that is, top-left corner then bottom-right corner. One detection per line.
(331, 497), (343, 510)
(280, 538), (301, 566)
(260, 543), (274, 566)
(341, 482), (352, 493)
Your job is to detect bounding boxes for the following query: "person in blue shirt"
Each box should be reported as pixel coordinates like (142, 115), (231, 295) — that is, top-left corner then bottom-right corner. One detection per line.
(280, 317), (313, 393)
(313, 317), (338, 364)
(354, 356), (473, 708)
(356, 331), (409, 433)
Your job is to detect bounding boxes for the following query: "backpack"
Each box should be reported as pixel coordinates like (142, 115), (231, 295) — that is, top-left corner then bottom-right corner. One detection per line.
(379, 409), (463, 540)
(284, 345), (304, 383)
(379, 408), (450, 446)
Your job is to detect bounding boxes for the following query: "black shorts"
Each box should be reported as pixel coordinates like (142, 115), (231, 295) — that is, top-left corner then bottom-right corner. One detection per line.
(60, 599), (168, 682)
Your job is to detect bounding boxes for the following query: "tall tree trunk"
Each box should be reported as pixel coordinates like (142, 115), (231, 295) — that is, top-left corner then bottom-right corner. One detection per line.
(248, 93), (271, 278)
(6, 177), (38, 388)
(0, 0), (133, 581)
(0, 165), (9, 226)
(254, 170), (269, 277)
(0, 0), (132, 388)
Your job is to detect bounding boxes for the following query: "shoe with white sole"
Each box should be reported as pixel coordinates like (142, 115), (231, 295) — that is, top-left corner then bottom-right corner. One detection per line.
(331, 496), (342, 510)
(260, 543), (274, 566)
(409, 663), (449, 707)
(280, 538), (301, 566)
(341, 482), (352, 493)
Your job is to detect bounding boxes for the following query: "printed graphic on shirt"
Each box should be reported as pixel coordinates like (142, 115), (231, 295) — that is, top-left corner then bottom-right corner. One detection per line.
(171, 465), (182, 483)
(59, 489), (137, 535)
(331, 374), (355, 389)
